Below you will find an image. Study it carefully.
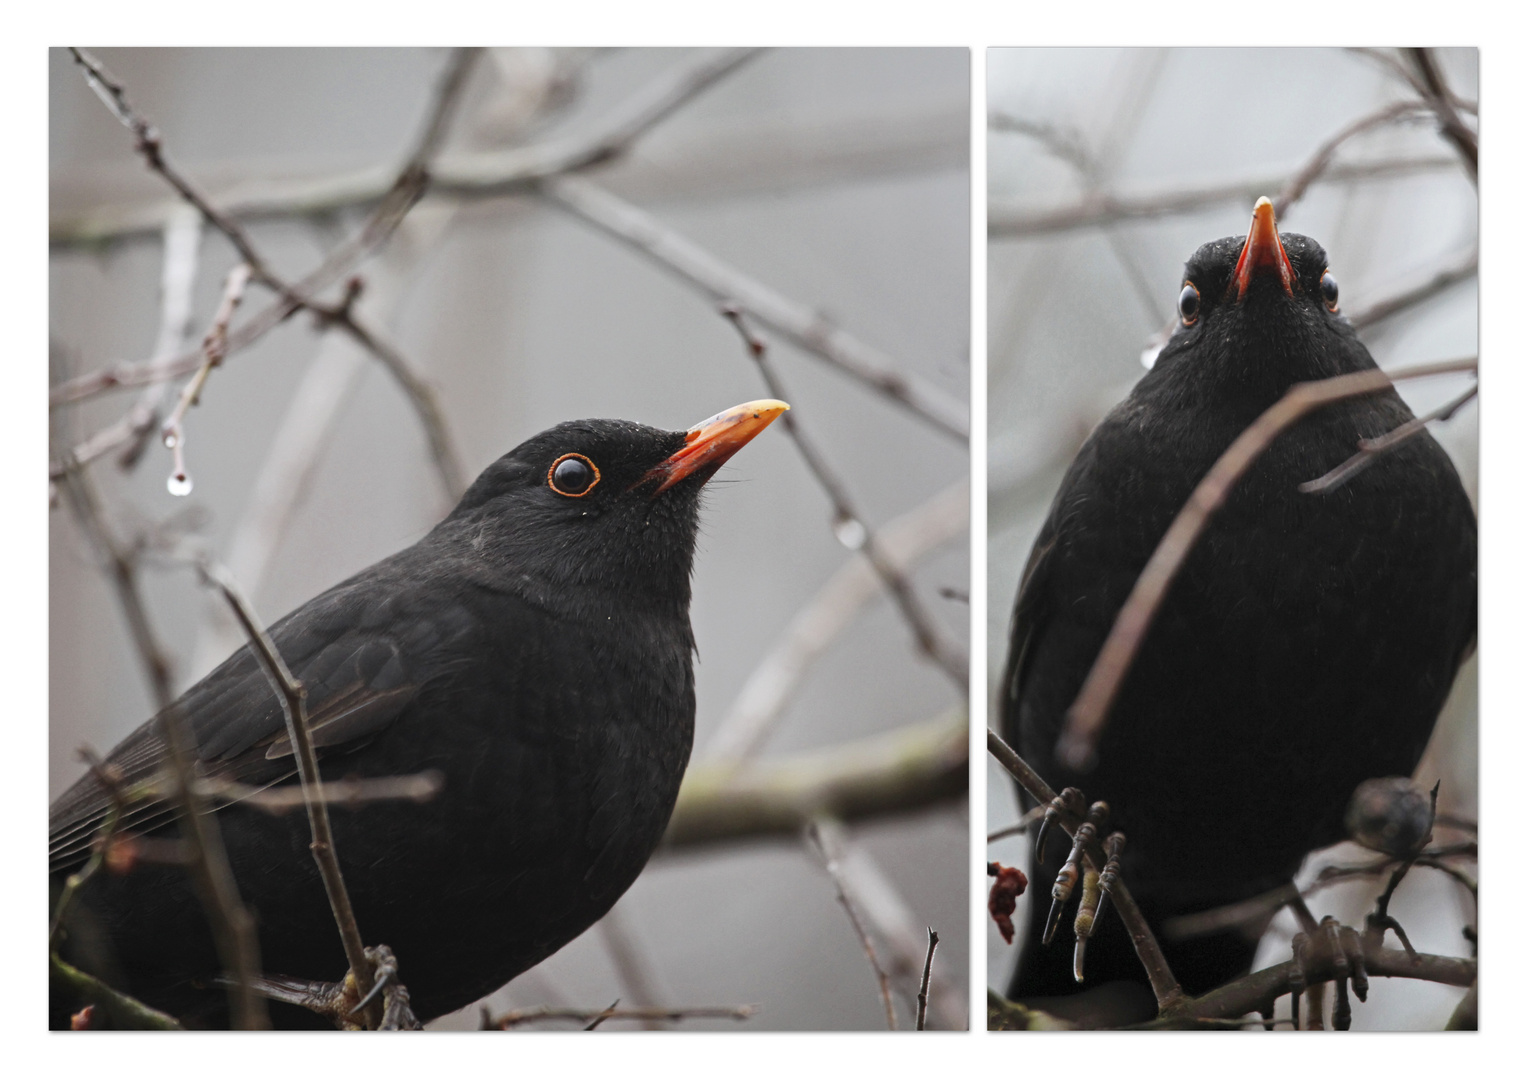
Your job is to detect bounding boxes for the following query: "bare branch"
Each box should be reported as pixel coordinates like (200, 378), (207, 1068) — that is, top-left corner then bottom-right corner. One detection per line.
(806, 819), (897, 1030)
(195, 771), (444, 815)
(54, 463), (268, 1029)
(541, 174), (968, 440)
(1056, 357), (1479, 773)
(51, 48), (762, 247)
(986, 727), (1184, 1011)
(159, 263), (253, 495)
(989, 156), (1458, 238)
(663, 712), (967, 851)
(483, 1003), (756, 1029)
(1273, 101), (1434, 216)
(1299, 379), (1477, 494)
(50, 953), (184, 1031)
(722, 308), (968, 687)
(1348, 248), (1477, 332)
(916, 928), (939, 1030)
(61, 47), (470, 499)
(1405, 49), (1478, 180)
(193, 557), (380, 1028)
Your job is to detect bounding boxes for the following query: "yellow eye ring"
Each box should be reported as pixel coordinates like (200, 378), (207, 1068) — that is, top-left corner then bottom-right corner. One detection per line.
(548, 453), (600, 497)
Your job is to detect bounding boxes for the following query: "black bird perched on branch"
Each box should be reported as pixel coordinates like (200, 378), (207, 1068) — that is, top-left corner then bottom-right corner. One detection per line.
(1002, 199), (1475, 1021)
(51, 400), (788, 1028)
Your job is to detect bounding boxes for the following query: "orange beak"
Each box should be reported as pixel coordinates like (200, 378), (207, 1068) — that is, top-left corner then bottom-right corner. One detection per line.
(643, 399), (789, 493)
(1231, 196), (1295, 300)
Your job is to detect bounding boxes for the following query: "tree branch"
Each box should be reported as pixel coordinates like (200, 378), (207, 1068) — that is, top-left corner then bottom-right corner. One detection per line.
(985, 727), (1184, 1011)
(662, 713), (966, 851)
(541, 174), (968, 441)
(193, 557), (381, 1028)
(722, 307), (968, 687)
(1056, 357), (1479, 773)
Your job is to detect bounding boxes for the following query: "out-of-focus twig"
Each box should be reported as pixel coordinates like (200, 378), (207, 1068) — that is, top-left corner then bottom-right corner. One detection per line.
(1273, 101), (1434, 216)
(1348, 248), (1478, 332)
(702, 481), (967, 765)
(1405, 48), (1478, 180)
(542, 174), (968, 441)
(722, 308), (968, 687)
(989, 156), (1457, 237)
(664, 712), (967, 850)
(52, 49), (764, 248)
(1056, 357), (1480, 773)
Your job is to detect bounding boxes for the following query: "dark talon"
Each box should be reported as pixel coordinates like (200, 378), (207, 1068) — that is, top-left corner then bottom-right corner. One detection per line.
(1341, 924), (1369, 1002)
(349, 966), (393, 1016)
(1042, 894), (1068, 946)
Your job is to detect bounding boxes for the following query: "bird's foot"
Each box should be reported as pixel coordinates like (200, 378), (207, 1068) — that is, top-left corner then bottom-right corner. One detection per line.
(1288, 917), (1368, 1030)
(223, 945), (421, 1030)
(1033, 788), (1129, 987)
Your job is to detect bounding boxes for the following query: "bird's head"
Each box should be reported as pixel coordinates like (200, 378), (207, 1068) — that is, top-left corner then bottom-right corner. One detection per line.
(1152, 197), (1362, 409)
(440, 400), (789, 610)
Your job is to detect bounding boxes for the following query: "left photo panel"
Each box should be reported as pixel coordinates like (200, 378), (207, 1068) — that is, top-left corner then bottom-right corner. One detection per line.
(49, 48), (971, 1031)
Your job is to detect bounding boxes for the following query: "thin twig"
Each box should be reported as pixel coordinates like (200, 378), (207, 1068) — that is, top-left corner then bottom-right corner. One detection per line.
(483, 1004), (756, 1029)
(541, 174), (968, 441)
(1056, 357), (1479, 772)
(1300, 380), (1477, 494)
(50, 954), (184, 1030)
(158, 262), (253, 495)
(194, 771), (444, 815)
(193, 557), (380, 1028)
(985, 728), (1184, 1011)
(1405, 49), (1478, 180)
(1273, 101), (1435, 216)
(1348, 248), (1477, 331)
(54, 463), (267, 1029)
(916, 928), (939, 1030)
(721, 307), (968, 687)
(989, 156), (1457, 237)
(807, 819), (898, 1030)
(63, 47), (470, 499)
(50, 49), (766, 247)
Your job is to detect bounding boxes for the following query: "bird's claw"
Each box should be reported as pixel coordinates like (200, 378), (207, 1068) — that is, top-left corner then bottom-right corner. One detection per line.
(1287, 917), (1368, 1030)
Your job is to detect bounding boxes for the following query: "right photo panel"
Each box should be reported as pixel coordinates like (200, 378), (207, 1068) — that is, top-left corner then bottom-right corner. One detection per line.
(985, 48), (1478, 1031)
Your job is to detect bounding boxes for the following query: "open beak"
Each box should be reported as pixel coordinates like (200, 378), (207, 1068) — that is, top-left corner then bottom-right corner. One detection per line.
(643, 399), (789, 493)
(1231, 196), (1295, 300)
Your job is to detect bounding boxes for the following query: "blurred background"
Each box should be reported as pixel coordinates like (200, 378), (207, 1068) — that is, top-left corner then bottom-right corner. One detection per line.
(986, 47), (1477, 1029)
(49, 47), (969, 1030)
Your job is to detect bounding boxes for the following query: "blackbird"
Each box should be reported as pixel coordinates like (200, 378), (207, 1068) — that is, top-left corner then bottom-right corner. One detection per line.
(1001, 199), (1475, 1021)
(50, 399), (788, 1028)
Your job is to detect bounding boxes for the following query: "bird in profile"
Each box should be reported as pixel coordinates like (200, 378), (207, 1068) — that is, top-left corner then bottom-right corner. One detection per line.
(50, 399), (789, 1028)
(1001, 199), (1475, 1023)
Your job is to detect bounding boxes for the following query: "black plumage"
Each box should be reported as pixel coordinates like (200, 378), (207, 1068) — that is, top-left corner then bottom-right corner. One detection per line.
(51, 400), (787, 1028)
(1001, 200), (1475, 1019)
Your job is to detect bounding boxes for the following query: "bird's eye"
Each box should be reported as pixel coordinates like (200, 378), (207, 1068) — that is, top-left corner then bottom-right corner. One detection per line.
(1178, 282), (1201, 326)
(548, 453), (600, 497)
(1320, 270), (1339, 312)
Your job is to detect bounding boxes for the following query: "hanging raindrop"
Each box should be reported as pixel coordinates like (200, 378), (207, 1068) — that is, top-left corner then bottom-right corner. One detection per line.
(167, 471), (193, 496)
(832, 514), (866, 552)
